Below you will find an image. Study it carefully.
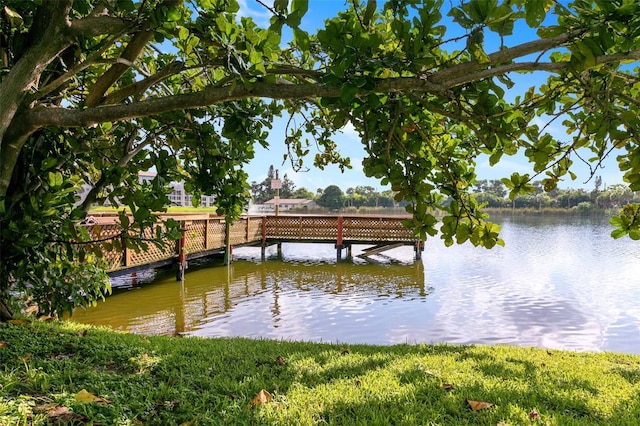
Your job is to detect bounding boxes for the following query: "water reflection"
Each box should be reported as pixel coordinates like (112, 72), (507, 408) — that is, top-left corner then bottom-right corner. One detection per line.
(70, 216), (640, 354)
(70, 253), (431, 342)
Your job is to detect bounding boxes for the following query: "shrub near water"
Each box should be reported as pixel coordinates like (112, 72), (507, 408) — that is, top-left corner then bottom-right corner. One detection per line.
(1, 320), (640, 425)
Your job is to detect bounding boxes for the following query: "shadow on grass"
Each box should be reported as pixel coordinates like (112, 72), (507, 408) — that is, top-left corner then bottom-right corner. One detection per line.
(2, 322), (640, 425)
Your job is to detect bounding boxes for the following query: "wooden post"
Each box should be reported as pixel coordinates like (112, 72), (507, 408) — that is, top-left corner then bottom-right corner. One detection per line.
(204, 218), (210, 250)
(414, 241), (424, 260)
(121, 233), (131, 267)
(176, 227), (186, 281)
(336, 216), (343, 262)
(261, 216), (267, 261)
(224, 220), (231, 265)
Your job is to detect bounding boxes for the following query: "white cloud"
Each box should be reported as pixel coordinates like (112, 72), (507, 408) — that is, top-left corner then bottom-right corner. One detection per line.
(236, 0), (273, 26)
(339, 122), (361, 141)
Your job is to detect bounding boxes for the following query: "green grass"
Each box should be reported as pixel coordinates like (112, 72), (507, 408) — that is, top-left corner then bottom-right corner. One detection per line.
(1, 320), (639, 425)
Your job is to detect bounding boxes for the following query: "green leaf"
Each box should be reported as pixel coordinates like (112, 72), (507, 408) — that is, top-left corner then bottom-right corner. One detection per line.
(609, 216), (624, 227)
(489, 151), (503, 166)
(293, 28), (310, 50)
(447, 7), (474, 28)
(487, 4), (515, 35)
(456, 224), (470, 244)
(48, 172), (63, 188)
(611, 228), (628, 239)
(340, 83), (358, 103)
(274, 0), (288, 13)
(501, 177), (515, 189)
(537, 25), (565, 39)
(178, 26), (189, 40)
(469, 43), (490, 64)
(166, 6), (181, 22)
(42, 158), (57, 170)
(525, 0), (547, 27)
(291, 0), (308, 15)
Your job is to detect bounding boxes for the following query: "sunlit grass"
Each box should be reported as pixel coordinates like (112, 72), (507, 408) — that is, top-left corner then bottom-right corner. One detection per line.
(1, 320), (639, 425)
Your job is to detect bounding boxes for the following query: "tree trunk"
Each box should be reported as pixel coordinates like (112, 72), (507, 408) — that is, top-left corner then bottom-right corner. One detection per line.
(0, 297), (14, 322)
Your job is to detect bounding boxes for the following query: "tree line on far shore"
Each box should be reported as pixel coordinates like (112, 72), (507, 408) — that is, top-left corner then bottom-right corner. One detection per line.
(252, 167), (637, 213)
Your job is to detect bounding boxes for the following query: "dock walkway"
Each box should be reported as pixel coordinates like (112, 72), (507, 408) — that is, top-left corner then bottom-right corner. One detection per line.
(83, 214), (423, 275)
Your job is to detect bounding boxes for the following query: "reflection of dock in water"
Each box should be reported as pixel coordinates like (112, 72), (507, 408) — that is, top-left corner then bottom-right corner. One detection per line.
(70, 258), (429, 337)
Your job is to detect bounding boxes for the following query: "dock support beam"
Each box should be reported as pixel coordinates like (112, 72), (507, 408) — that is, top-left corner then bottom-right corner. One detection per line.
(414, 241), (424, 260)
(223, 220), (231, 265)
(336, 216), (344, 262)
(176, 228), (187, 281)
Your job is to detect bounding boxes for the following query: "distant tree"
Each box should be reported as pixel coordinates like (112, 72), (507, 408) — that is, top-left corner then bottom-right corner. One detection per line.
(379, 190), (398, 207)
(250, 166), (275, 204)
(292, 187), (315, 200)
(475, 192), (506, 208)
(556, 189), (591, 208)
(280, 173), (296, 199)
(346, 185), (380, 207)
(605, 184), (634, 207)
(488, 180), (508, 198)
(317, 185), (346, 210)
(250, 166), (297, 203)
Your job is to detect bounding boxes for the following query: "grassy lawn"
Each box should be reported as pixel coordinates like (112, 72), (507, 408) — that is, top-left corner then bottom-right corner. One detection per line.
(1, 320), (639, 425)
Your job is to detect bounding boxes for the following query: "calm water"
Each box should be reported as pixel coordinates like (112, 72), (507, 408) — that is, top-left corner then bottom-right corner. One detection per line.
(70, 215), (640, 354)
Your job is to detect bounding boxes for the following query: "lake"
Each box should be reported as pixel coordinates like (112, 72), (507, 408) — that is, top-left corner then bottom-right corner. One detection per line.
(69, 215), (640, 354)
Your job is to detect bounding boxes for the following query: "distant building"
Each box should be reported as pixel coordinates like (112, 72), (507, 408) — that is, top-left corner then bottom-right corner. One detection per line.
(78, 171), (216, 208)
(139, 171), (216, 207)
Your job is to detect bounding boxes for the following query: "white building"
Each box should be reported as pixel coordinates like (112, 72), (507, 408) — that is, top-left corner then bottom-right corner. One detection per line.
(78, 171), (216, 208)
(138, 171), (216, 207)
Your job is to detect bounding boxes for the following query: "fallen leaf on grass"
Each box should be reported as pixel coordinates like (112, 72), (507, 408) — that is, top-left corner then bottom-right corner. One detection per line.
(75, 389), (110, 405)
(467, 400), (494, 411)
(440, 383), (454, 391)
(8, 319), (31, 325)
(0, 341), (7, 348)
(35, 404), (92, 424)
(33, 403), (60, 414)
(250, 389), (272, 408)
(19, 353), (31, 362)
(276, 355), (286, 365)
(529, 409), (540, 419)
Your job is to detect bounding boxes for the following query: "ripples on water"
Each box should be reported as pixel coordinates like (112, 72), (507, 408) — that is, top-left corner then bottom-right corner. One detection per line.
(70, 215), (640, 354)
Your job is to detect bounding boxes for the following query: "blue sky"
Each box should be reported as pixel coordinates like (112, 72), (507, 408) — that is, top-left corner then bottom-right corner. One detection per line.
(238, 0), (625, 192)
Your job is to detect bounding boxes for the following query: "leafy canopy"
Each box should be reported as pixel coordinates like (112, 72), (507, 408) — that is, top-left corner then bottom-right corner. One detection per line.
(1, 0), (640, 317)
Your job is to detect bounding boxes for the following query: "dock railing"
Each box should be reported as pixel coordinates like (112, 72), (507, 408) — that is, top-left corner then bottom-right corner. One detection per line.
(81, 214), (422, 273)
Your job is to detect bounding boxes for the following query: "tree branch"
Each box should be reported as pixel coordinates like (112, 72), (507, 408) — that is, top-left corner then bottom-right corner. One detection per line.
(69, 16), (131, 37)
(84, 0), (181, 107)
(428, 29), (586, 84)
(85, 30), (156, 107)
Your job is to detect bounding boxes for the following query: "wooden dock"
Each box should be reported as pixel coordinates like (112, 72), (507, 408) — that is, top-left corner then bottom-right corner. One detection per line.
(83, 214), (424, 276)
